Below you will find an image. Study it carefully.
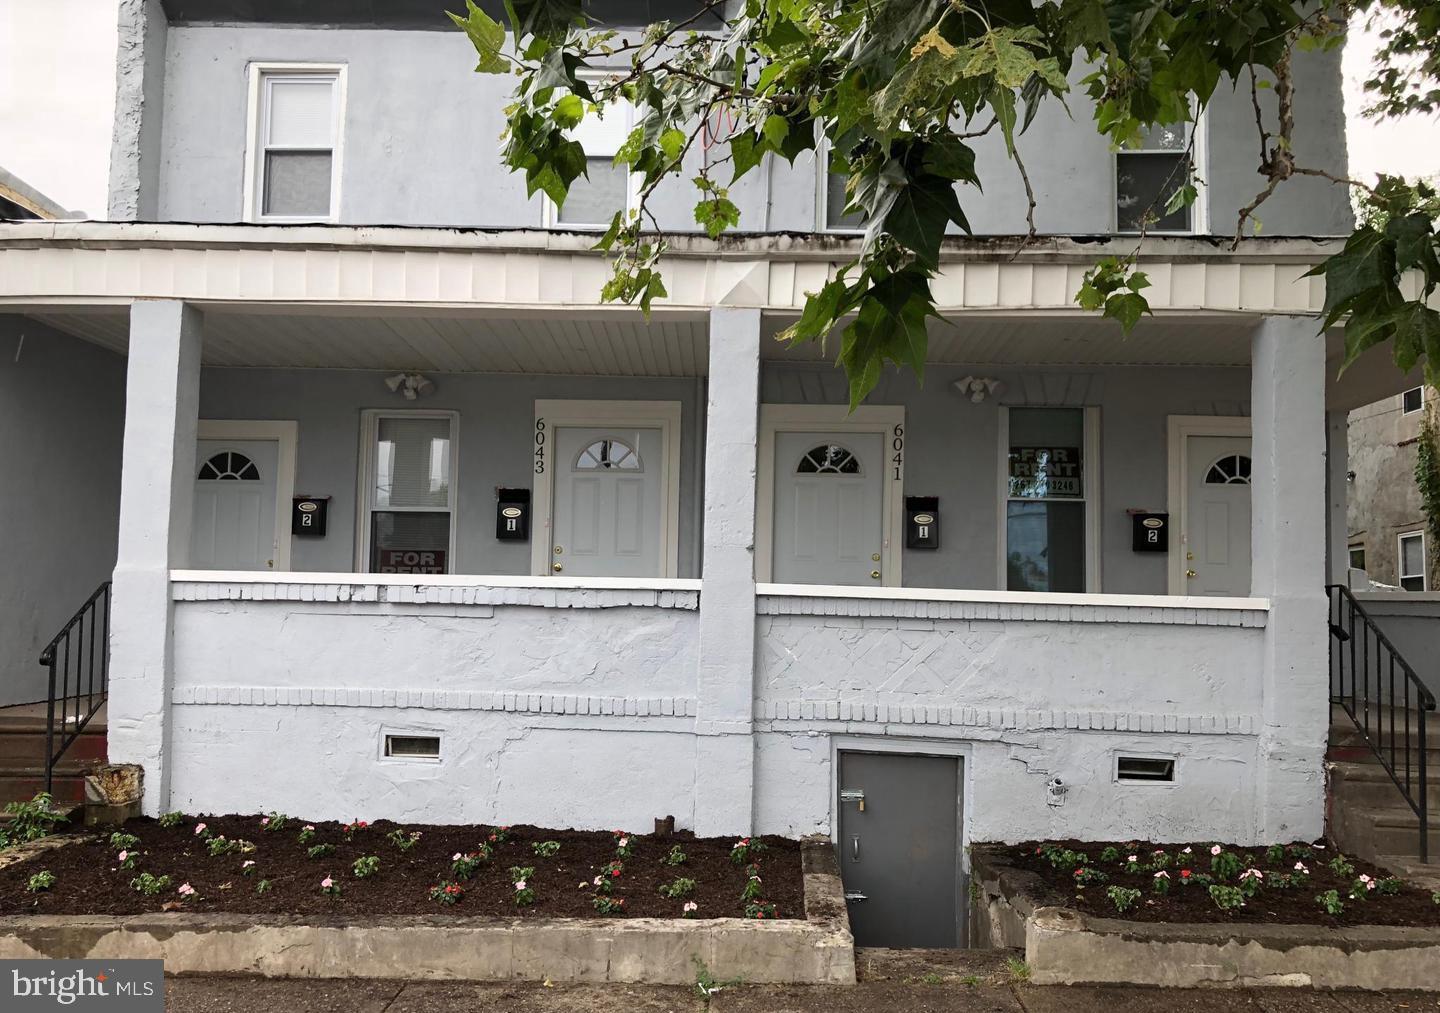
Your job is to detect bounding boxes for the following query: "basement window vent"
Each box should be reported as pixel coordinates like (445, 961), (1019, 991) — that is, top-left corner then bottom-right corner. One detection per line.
(1116, 756), (1175, 783)
(385, 734), (441, 760)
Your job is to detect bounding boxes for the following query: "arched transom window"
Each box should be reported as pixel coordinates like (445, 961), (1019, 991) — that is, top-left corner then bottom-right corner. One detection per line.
(796, 444), (861, 475)
(1204, 454), (1252, 485)
(575, 438), (642, 471)
(198, 451), (260, 481)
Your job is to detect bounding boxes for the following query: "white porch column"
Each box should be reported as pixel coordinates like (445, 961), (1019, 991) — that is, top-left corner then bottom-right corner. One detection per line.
(108, 300), (202, 816)
(1250, 314), (1329, 842)
(694, 307), (761, 836)
(1325, 409), (1350, 585)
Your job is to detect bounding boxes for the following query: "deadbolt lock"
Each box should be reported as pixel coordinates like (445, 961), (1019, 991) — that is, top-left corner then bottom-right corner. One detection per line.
(554, 545), (563, 554)
(870, 570), (881, 580)
(871, 553), (881, 562)
(1186, 569), (1197, 578)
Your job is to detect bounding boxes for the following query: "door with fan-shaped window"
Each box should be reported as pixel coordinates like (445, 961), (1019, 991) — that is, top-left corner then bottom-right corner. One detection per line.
(190, 440), (280, 570)
(551, 426), (663, 577)
(1184, 435), (1252, 596)
(773, 431), (885, 585)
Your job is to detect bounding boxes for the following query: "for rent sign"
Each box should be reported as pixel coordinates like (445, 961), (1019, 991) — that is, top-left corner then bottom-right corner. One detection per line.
(376, 549), (447, 574)
(1008, 446), (1082, 498)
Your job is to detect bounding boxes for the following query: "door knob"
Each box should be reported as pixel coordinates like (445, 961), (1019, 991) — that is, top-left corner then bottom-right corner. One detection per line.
(870, 570), (881, 580)
(553, 562), (563, 572)
(1186, 569), (1197, 578)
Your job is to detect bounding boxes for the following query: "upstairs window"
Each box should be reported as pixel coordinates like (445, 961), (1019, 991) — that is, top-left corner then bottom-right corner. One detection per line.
(554, 90), (637, 228)
(1116, 116), (1203, 234)
(1402, 387), (1424, 415)
(247, 65), (345, 222)
(1399, 531), (1426, 592)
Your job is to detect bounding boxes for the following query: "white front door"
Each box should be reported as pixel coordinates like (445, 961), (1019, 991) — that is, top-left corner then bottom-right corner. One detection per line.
(191, 439), (281, 570)
(772, 431), (885, 585)
(1184, 435), (1252, 596)
(551, 425), (663, 577)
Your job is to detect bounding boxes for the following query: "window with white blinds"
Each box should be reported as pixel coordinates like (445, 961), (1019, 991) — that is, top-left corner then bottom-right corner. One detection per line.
(555, 89), (637, 228)
(360, 412), (457, 575)
(249, 67), (344, 221)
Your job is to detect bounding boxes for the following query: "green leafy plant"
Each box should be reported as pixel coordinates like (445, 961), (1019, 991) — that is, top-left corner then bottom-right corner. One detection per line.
(352, 855), (380, 879)
(1287, 844), (1315, 862)
(1377, 877), (1403, 896)
(451, 851), (488, 880)
(533, 840), (561, 858)
(157, 811), (185, 829)
(1316, 889), (1346, 916)
(130, 872), (171, 896)
(1098, 846), (1120, 863)
(430, 880), (464, 905)
(320, 875), (341, 898)
(744, 900), (778, 919)
(387, 828), (422, 852)
(691, 956), (741, 1001)
(593, 894), (627, 915)
(611, 830), (633, 858)
(511, 866), (536, 907)
(109, 832), (140, 852)
(261, 812), (289, 832)
(1208, 885), (1246, 912)
(729, 837), (766, 865)
(1004, 957), (1031, 983)
(741, 867), (764, 901)
(307, 843), (336, 859)
(297, 825), (317, 845)
(593, 859), (624, 894)
(1265, 844), (1287, 865)
(1416, 405), (1440, 568)
(1, 793), (65, 847)
(1210, 847), (1243, 881)
(483, 825), (511, 845)
(256, 879), (271, 895)
(1328, 854), (1356, 879)
(658, 876), (696, 899)
(206, 836), (239, 857)
(661, 844), (687, 866)
(1072, 867), (1108, 886)
(240, 860), (257, 877)
(1151, 871), (1171, 895)
(1106, 886), (1141, 914)
(25, 870), (56, 893)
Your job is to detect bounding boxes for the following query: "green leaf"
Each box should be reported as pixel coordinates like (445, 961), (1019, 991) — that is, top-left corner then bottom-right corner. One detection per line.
(693, 195), (740, 239)
(728, 131), (766, 178)
(659, 128), (687, 163)
(884, 174), (968, 267)
(779, 276), (851, 348)
(448, 0), (508, 74)
(1104, 292), (1150, 333)
(761, 114), (790, 150)
(553, 93), (584, 129)
(989, 88), (1018, 155)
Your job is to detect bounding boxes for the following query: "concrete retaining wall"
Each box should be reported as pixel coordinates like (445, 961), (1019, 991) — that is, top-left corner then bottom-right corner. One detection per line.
(972, 847), (1440, 990)
(0, 840), (854, 985)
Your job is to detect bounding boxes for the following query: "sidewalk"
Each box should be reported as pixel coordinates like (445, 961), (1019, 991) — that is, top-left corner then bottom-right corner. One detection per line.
(163, 949), (1438, 1013)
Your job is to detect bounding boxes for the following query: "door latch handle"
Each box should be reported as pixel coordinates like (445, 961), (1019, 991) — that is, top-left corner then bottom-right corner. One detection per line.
(1186, 569), (1197, 578)
(843, 891), (868, 902)
(849, 834), (860, 861)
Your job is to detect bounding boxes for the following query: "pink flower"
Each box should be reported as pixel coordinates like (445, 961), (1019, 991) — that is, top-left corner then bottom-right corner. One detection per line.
(593, 876), (602, 886)
(261, 817), (270, 826)
(514, 880), (527, 891)
(1239, 868), (1263, 881)
(1294, 862), (1308, 873)
(321, 877), (334, 889)
(618, 837), (629, 848)
(1210, 845), (1222, 856)
(452, 853), (463, 861)
(117, 850), (128, 862)
(177, 883), (195, 896)
(1127, 855), (1138, 863)
(1181, 847), (1192, 854)
(683, 901), (698, 912)
(1154, 870), (1169, 879)
(242, 860), (256, 869)
(193, 823), (207, 835)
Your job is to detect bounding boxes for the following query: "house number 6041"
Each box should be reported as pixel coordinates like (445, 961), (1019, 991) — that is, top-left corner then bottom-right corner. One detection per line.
(534, 418), (546, 475)
(892, 423), (904, 480)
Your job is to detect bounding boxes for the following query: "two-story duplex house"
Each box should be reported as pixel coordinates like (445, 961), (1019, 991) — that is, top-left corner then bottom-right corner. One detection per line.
(0, 0), (1425, 947)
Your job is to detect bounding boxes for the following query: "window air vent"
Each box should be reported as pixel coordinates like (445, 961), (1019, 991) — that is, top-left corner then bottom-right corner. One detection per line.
(1116, 756), (1175, 783)
(385, 734), (440, 759)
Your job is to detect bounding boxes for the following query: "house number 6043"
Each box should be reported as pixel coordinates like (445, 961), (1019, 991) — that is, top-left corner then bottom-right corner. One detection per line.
(534, 417), (546, 475)
(892, 423), (904, 480)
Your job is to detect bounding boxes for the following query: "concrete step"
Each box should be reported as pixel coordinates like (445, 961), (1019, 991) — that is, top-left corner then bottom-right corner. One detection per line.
(0, 771), (87, 807)
(0, 729), (106, 767)
(1330, 706), (1440, 747)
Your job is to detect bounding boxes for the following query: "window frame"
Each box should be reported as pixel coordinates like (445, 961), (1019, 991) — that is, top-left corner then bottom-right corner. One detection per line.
(814, 135), (866, 234)
(354, 409), (460, 575)
(996, 406), (1102, 594)
(1348, 543), (1366, 572)
(1114, 105), (1208, 237)
(243, 62), (347, 224)
(1398, 530), (1427, 592)
(1402, 386), (1425, 415)
(542, 72), (641, 230)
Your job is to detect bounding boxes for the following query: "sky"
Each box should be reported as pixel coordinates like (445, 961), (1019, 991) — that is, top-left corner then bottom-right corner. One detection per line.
(0, 0), (1435, 219)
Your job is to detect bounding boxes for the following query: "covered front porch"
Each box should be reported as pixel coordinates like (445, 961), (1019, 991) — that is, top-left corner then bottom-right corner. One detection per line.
(1, 224), (1413, 839)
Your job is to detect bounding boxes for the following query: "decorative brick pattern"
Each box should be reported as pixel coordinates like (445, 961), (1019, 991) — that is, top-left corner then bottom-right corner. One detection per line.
(171, 581), (699, 610)
(758, 594), (1268, 627)
(754, 700), (1255, 735)
(171, 685), (698, 718)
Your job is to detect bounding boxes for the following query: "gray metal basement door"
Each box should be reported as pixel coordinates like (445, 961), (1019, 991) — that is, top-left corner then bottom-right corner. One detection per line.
(837, 751), (963, 947)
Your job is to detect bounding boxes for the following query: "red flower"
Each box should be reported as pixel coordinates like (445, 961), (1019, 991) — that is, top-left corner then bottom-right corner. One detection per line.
(1073, 869), (1084, 877)
(1180, 869), (1191, 878)
(610, 868), (621, 877)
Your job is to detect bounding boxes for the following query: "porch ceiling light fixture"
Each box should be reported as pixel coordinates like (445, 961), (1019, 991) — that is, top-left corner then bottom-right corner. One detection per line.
(385, 372), (435, 400)
(954, 375), (1003, 403)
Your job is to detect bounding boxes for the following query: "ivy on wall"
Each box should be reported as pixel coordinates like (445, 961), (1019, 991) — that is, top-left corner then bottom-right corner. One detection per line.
(1415, 398), (1440, 570)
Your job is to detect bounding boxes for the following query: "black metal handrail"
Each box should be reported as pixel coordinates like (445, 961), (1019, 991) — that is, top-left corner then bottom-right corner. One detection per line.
(38, 582), (111, 794)
(1327, 583), (1435, 862)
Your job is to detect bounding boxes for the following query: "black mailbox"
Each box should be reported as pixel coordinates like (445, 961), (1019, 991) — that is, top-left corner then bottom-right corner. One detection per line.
(905, 496), (940, 549)
(1132, 512), (1168, 552)
(292, 496), (329, 537)
(496, 488), (531, 541)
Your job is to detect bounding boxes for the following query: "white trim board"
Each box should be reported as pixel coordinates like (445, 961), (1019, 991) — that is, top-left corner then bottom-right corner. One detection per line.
(530, 399), (684, 578)
(195, 419), (298, 571)
(1165, 415), (1252, 595)
(756, 582), (1269, 611)
(170, 570), (702, 591)
(756, 404), (906, 587)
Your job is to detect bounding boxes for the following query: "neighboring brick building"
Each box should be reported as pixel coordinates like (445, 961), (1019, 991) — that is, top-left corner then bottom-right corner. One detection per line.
(1348, 385), (1437, 592)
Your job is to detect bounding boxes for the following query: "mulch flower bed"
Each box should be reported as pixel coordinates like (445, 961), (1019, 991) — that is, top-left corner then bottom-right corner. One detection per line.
(0, 814), (802, 920)
(1006, 838), (1440, 927)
